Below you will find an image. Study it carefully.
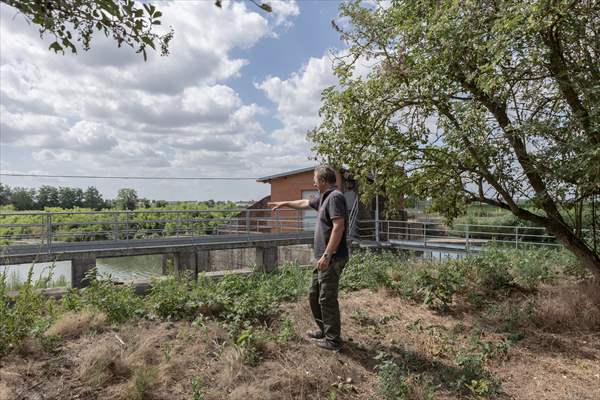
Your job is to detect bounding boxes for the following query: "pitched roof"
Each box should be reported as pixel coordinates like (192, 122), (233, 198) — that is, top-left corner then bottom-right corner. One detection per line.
(256, 166), (316, 183)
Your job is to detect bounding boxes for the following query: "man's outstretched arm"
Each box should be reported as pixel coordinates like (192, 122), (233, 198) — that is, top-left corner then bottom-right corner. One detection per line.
(268, 199), (310, 210)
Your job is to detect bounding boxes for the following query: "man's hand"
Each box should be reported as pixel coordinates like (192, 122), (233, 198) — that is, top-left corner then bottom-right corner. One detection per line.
(268, 201), (285, 210)
(317, 254), (331, 271)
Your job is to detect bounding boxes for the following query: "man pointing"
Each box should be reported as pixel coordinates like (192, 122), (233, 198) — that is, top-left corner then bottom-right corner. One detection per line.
(269, 165), (348, 351)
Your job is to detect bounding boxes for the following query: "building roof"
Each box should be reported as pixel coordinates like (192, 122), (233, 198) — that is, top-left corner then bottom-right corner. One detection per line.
(256, 166), (316, 183)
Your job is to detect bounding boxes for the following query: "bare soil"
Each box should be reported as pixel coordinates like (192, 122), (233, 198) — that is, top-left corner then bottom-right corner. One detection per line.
(1, 286), (599, 400)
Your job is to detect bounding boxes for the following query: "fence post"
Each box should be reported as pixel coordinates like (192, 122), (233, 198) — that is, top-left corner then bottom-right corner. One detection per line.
(515, 226), (519, 249)
(113, 212), (119, 241)
(246, 210), (250, 234)
(375, 194), (380, 243)
(125, 211), (129, 241)
(465, 224), (470, 254)
(387, 220), (390, 242)
(46, 213), (52, 253)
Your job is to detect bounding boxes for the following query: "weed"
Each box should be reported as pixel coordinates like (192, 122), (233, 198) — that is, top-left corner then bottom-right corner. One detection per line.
(163, 342), (173, 362)
(234, 328), (264, 365)
(191, 377), (205, 400)
(82, 275), (145, 324)
(454, 351), (500, 397)
(148, 276), (198, 320)
(374, 352), (410, 399)
(340, 251), (395, 291)
(0, 266), (48, 354)
(276, 314), (297, 343)
(126, 366), (157, 400)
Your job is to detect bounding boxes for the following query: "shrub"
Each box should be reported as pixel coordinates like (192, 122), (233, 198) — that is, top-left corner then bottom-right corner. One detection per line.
(341, 251), (396, 291)
(0, 267), (53, 355)
(81, 276), (145, 324)
(147, 276), (197, 320)
(454, 351), (500, 397)
(469, 250), (513, 290)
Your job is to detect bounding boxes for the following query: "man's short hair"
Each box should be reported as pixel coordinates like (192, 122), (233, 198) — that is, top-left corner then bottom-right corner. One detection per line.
(315, 165), (337, 184)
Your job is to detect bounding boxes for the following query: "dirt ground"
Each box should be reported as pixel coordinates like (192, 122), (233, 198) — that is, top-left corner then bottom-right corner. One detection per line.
(1, 287), (599, 400)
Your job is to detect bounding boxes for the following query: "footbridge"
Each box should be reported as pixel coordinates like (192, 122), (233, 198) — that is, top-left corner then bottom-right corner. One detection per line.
(1, 208), (560, 288)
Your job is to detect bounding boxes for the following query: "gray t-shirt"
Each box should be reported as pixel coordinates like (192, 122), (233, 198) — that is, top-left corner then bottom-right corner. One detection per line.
(309, 187), (348, 261)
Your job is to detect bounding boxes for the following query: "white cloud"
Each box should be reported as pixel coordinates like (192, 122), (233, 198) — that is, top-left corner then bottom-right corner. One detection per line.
(256, 54), (337, 156)
(0, 1), (347, 200)
(363, 0), (393, 10)
(269, 0), (300, 27)
(257, 54), (337, 147)
(0, 1), (296, 187)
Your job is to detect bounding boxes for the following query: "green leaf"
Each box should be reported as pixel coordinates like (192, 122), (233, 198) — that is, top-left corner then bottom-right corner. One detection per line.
(48, 42), (63, 53)
(260, 3), (273, 13)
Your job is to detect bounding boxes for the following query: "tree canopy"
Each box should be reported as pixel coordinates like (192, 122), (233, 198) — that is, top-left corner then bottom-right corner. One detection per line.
(310, 0), (600, 278)
(2, 0), (274, 59)
(2, 0), (173, 60)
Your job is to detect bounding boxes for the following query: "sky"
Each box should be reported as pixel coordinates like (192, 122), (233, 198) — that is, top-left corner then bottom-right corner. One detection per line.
(0, 0), (361, 202)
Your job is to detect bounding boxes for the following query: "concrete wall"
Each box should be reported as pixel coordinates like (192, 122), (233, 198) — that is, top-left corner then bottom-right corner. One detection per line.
(200, 244), (314, 272)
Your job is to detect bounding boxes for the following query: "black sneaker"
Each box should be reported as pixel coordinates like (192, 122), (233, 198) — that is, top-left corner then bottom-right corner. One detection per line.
(315, 339), (342, 352)
(305, 329), (324, 339)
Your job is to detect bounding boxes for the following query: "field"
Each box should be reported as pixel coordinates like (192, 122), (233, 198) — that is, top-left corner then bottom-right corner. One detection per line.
(1, 248), (599, 400)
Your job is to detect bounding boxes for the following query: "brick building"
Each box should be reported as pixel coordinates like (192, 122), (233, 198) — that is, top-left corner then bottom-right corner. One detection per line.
(256, 166), (407, 238)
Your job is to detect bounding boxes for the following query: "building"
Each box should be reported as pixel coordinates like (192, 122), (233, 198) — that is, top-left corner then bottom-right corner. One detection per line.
(256, 166), (406, 238)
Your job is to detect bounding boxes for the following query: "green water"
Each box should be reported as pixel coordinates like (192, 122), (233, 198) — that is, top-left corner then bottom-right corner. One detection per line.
(1, 255), (162, 289)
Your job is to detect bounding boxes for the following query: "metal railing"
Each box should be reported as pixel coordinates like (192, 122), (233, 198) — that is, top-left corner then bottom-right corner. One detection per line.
(2, 208), (585, 253)
(0, 208), (315, 249)
(354, 219), (566, 250)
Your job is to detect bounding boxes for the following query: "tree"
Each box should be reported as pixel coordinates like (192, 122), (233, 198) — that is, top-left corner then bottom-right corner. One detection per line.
(58, 186), (84, 209)
(36, 185), (60, 209)
(2, 0), (274, 60)
(83, 186), (105, 210)
(2, 0), (173, 60)
(10, 187), (36, 210)
(0, 184), (12, 206)
(116, 188), (138, 210)
(310, 0), (600, 279)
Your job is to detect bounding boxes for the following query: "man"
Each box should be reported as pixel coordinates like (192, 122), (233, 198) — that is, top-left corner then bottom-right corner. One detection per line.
(269, 165), (348, 351)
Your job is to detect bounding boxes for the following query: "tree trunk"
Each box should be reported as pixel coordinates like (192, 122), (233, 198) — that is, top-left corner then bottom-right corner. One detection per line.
(548, 223), (600, 282)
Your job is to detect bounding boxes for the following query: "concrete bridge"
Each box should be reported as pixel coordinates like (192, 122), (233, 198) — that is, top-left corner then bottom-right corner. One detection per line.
(1, 209), (559, 288)
(0, 232), (313, 287)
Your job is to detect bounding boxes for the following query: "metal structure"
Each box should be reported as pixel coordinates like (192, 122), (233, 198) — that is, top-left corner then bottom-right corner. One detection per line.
(1, 207), (577, 288)
(0, 209), (314, 287)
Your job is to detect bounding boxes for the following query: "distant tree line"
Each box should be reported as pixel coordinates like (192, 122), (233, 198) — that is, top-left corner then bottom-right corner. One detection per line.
(0, 184), (137, 211)
(0, 184), (234, 212)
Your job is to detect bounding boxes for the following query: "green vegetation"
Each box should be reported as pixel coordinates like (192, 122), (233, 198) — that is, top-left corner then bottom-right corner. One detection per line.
(0, 200), (239, 245)
(311, 0), (600, 279)
(1, 248), (595, 398)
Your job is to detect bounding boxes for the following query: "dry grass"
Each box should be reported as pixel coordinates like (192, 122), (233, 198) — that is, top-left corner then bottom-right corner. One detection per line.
(533, 282), (600, 332)
(45, 310), (107, 339)
(77, 337), (130, 390)
(1, 288), (599, 400)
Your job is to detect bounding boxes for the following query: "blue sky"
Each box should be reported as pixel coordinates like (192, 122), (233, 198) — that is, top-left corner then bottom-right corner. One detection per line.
(0, 0), (348, 201)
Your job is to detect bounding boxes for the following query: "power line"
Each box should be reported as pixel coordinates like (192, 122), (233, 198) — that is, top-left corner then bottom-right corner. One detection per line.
(0, 173), (258, 181)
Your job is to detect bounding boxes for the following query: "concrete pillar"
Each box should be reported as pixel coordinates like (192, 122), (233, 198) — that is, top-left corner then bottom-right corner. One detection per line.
(256, 245), (278, 273)
(174, 251), (197, 279)
(71, 256), (96, 288)
(161, 254), (174, 275)
(197, 250), (210, 273)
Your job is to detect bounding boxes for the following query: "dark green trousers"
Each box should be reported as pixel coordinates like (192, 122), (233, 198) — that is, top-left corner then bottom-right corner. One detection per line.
(309, 258), (347, 345)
